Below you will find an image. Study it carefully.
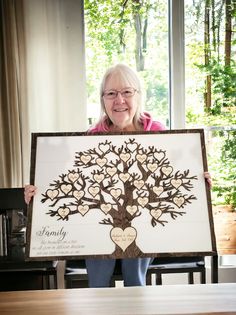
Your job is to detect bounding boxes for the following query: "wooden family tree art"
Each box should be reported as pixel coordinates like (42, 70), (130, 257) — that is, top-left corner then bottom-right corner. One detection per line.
(41, 137), (197, 257)
(27, 130), (215, 260)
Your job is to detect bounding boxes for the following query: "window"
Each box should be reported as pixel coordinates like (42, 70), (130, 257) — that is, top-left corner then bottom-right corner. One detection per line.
(84, 0), (170, 128)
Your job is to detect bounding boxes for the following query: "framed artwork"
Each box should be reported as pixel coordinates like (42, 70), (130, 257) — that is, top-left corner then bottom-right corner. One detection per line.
(26, 129), (217, 260)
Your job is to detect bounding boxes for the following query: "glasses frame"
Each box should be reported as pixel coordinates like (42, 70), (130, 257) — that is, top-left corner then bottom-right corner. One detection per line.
(103, 87), (137, 100)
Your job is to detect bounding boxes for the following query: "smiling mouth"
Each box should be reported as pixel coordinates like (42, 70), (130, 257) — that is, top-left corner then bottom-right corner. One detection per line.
(114, 108), (128, 112)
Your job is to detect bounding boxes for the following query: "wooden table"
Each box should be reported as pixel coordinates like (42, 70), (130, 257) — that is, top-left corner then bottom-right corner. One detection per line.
(0, 283), (235, 315)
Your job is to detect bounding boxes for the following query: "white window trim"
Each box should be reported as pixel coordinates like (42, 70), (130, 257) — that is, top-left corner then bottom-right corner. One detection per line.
(169, 0), (185, 129)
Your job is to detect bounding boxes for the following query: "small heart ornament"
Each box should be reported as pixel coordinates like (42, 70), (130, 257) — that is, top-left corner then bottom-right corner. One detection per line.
(173, 196), (185, 207)
(80, 155), (91, 165)
(134, 180), (145, 190)
(153, 186), (164, 196)
(161, 166), (173, 176)
(78, 205), (89, 216)
(88, 186), (100, 197)
(46, 189), (59, 200)
(119, 173), (130, 183)
(61, 184), (72, 195)
(110, 188), (122, 199)
(126, 205), (138, 215)
(120, 153), (131, 162)
(171, 179), (182, 189)
(106, 167), (117, 177)
(101, 203), (112, 214)
(96, 157), (107, 167)
(94, 174), (105, 183)
(137, 197), (148, 208)
(68, 172), (79, 182)
(147, 163), (158, 172)
(150, 209), (162, 220)
(110, 227), (137, 251)
(58, 207), (70, 219)
(73, 190), (84, 200)
(136, 154), (147, 163)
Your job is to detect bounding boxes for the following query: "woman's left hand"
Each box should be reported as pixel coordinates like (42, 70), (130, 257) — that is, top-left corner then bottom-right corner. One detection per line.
(204, 171), (212, 189)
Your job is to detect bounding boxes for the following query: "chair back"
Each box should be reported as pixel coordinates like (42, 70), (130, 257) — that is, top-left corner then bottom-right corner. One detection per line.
(0, 188), (26, 213)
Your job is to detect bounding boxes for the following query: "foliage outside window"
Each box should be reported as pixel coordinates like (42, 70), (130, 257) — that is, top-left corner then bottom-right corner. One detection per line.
(185, 0), (236, 209)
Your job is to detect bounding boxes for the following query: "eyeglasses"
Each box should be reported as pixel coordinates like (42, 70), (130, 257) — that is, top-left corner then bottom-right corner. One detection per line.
(103, 87), (137, 100)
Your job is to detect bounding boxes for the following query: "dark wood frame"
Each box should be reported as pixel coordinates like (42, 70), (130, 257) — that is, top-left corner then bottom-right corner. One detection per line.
(26, 129), (217, 262)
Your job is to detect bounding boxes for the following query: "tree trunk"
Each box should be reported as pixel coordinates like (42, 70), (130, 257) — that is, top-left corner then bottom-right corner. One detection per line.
(133, 12), (145, 71)
(204, 0), (211, 110)
(112, 241), (143, 258)
(211, 0), (217, 52)
(225, 0), (232, 66)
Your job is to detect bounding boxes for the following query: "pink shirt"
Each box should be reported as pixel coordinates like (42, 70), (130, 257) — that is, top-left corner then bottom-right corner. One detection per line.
(89, 112), (166, 133)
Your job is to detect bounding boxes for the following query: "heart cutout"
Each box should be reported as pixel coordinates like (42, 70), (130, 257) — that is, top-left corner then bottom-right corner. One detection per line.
(110, 227), (137, 251)
(94, 174), (105, 183)
(136, 153), (147, 163)
(119, 173), (130, 183)
(147, 163), (158, 172)
(161, 166), (173, 176)
(106, 167), (117, 177)
(126, 205), (138, 215)
(101, 203), (112, 214)
(134, 180), (145, 190)
(80, 155), (91, 165)
(99, 143), (110, 153)
(150, 209), (162, 220)
(154, 152), (165, 161)
(171, 179), (182, 189)
(173, 196), (185, 208)
(120, 153), (131, 162)
(61, 184), (72, 195)
(88, 186), (100, 197)
(58, 207), (70, 219)
(110, 188), (122, 199)
(96, 157), (107, 167)
(137, 197), (148, 208)
(46, 189), (59, 201)
(78, 205), (89, 216)
(127, 143), (138, 152)
(68, 172), (79, 182)
(153, 186), (164, 196)
(73, 190), (84, 200)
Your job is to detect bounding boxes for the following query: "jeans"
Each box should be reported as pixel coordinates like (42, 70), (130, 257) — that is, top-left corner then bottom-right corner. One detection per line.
(85, 257), (152, 288)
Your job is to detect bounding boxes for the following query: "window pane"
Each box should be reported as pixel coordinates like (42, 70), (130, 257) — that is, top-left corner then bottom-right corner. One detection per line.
(84, 0), (169, 128)
(185, 1), (236, 220)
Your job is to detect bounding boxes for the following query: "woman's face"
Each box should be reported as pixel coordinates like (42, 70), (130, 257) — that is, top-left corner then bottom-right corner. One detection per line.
(103, 74), (138, 131)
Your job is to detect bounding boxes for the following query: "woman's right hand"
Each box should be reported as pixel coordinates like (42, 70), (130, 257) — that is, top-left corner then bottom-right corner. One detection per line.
(24, 185), (37, 205)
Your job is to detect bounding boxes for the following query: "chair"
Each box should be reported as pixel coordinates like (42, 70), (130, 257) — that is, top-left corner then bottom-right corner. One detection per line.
(64, 259), (123, 288)
(0, 188), (58, 291)
(64, 259), (89, 288)
(146, 256), (206, 285)
(65, 257), (207, 288)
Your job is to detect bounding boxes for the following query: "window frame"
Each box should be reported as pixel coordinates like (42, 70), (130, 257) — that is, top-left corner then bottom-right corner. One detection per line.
(169, 0), (185, 129)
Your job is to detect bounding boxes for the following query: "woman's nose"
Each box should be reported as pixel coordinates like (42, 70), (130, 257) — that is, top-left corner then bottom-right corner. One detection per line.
(115, 91), (125, 102)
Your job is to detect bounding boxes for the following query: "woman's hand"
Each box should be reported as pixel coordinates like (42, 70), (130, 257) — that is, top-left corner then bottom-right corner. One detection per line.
(24, 185), (37, 205)
(204, 172), (212, 189)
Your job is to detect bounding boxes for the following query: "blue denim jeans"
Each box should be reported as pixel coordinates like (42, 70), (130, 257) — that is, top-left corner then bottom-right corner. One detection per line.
(85, 258), (152, 288)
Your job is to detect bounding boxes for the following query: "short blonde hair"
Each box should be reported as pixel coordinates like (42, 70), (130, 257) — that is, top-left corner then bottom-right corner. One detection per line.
(99, 64), (143, 130)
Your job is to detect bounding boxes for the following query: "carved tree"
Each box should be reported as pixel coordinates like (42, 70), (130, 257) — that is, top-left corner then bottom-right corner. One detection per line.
(42, 138), (197, 256)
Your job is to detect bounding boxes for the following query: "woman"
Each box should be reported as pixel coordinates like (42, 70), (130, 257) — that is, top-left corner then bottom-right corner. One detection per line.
(25, 63), (212, 287)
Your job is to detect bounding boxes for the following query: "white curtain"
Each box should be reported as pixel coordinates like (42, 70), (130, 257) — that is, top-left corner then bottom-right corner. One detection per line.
(0, 0), (29, 187)
(22, 0), (87, 184)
